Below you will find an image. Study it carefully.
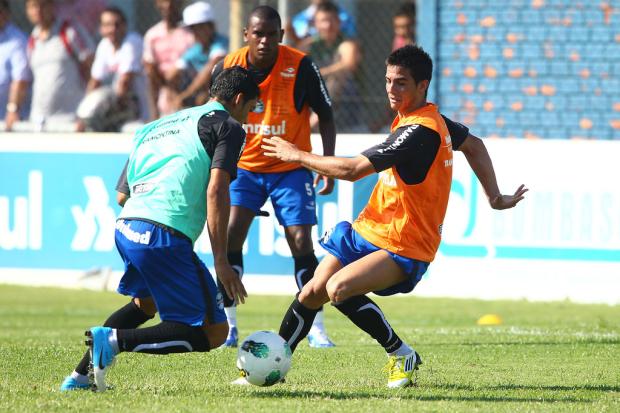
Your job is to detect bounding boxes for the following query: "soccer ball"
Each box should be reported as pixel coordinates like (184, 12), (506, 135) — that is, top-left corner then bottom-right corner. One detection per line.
(237, 331), (292, 386)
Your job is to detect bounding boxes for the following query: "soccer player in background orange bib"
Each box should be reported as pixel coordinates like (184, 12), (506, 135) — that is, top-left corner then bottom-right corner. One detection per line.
(264, 45), (528, 388)
(210, 6), (337, 349)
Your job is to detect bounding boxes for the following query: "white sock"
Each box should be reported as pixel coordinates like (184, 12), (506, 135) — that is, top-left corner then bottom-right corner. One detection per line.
(311, 309), (325, 331)
(70, 370), (89, 383)
(388, 342), (413, 357)
(109, 328), (120, 354)
(225, 307), (237, 329)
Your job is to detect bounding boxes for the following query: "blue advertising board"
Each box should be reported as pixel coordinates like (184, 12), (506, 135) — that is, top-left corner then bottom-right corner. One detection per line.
(0, 149), (376, 274)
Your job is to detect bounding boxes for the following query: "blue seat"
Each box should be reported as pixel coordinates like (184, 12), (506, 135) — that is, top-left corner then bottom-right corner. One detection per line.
(522, 44), (542, 59)
(518, 111), (539, 126)
(479, 45), (502, 59)
(442, 95), (462, 110)
(601, 78), (620, 91)
(527, 60), (549, 75)
(547, 26), (567, 41)
(591, 62), (610, 76)
(498, 78), (519, 92)
(439, 10), (459, 23)
(551, 62), (570, 76)
(525, 96), (546, 110)
(604, 44), (620, 59)
(568, 95), (587, 110)
(583, 10), (602, 24)
(548, 94), (567, 108)
(569, 27), (589, 42)
(526, 26), (546, 41)
(540, 112), (560, 126)
(590, 27), (612, 42)
(497, 9), (519, 24)
(439, 43), (458, 59)
(580, 78), (600, 92)
(501, 112), (518, 125)
(560, 112), (579, 128)
(476, 112), (496, 125)
(478, 78), (499, 93)
(504, 127), (524, 138)
(520, 10), (541, 24)
(439, 79), (457, 94)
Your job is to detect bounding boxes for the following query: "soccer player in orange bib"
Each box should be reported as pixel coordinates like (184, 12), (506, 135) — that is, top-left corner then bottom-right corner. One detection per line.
(210, 6), (337, 348)
(263, 45), (528, 388)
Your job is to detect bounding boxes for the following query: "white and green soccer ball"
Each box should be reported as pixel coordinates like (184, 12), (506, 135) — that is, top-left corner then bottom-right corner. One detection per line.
(237, 331), (292, 386)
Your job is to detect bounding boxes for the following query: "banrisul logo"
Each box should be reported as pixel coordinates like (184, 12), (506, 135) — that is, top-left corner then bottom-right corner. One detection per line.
(71, 177), (116, 251)
(0, 170), (42, 250)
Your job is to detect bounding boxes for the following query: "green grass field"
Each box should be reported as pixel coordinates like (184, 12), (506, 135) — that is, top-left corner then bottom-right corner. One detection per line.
(0, 284), (618, 412)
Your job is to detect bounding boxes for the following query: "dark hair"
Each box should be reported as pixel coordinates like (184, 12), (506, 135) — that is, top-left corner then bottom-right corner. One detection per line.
(210, 66), (260, 103)
(316, 1), (340, 16)
(102, 6), (127, 24)
(0, 0), (9, 12)
(247, 5), (281, 29)
(386, 45), (432, 84)
(394, 2), (416, 19)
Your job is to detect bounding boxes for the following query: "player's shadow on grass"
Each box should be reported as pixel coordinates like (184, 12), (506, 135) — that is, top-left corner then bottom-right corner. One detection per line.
(433, 383), (620, 392)
(428, 339), (620, 346)
(249, 389), (592, 403)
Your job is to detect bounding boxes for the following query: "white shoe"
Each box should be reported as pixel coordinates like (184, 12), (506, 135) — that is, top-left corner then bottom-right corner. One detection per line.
(307, 326), (335, 348)
(231, 376), (251, 386)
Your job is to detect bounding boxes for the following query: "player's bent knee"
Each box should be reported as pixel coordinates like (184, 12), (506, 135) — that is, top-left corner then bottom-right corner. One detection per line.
(205, 321), (229, 349)
(133, 297), (157, 317)
(289, 235), (314, 256)
(299, 283), (328, 309)
(326, 278), (350, 303)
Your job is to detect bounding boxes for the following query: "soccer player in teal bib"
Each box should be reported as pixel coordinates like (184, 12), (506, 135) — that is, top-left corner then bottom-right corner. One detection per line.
(60, 66), (259, 392)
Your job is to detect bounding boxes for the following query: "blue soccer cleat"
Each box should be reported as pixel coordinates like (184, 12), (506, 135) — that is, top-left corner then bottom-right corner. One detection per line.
(59, 375), (90, 391)
(86, 327), (117, 392)
(221, 326), (238, 348)
(307, 326), (336, 348)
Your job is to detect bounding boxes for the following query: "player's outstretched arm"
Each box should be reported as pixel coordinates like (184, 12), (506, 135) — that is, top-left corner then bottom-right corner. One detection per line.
(116, 192), (129, 207)
(207, 168), (247, 304)
(262, 136), (375, 182)
(458, 133), (528, 210)
(315, 110), (337, 194)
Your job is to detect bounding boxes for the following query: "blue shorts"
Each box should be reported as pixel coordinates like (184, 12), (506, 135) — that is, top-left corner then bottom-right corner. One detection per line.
(230, 167), (317, 227)
(115, 219), (226, 326)
(319, 221), (429, 296)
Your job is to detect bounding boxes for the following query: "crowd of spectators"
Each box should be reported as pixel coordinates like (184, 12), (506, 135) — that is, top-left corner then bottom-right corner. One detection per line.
(0, 0), (415, 133)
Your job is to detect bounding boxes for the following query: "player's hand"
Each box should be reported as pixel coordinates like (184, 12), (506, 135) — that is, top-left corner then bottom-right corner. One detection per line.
(490, 184), (528, 210)
(4, 111), (19, 132)
(314, 174), (334, 195)
(262, 137), (301, 162)
(215, 263), (247, 305)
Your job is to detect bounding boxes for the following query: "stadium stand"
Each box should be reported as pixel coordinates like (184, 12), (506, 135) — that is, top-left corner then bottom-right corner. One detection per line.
(437, 0), (620, 140)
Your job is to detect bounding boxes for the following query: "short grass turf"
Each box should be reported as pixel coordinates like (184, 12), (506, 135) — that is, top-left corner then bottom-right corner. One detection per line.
(0, 284), (618, 412)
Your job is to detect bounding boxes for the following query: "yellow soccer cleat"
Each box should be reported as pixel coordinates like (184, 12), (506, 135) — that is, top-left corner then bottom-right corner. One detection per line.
(385, 350), (422, 388)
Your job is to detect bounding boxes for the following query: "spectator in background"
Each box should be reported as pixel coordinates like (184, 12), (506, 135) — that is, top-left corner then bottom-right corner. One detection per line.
(392, 2), (416, 51)
(76, 6), (149, 132)
(368, 2), (417, 133)
(0, 0), (31, 131)
(26, 0), (94, 130)
(306, 1), (362, 132)
(143, 0), (194, 120)
(289, 0), (355, 46)
(170, 1), (228, 110)
(56, 0), (109, 39)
